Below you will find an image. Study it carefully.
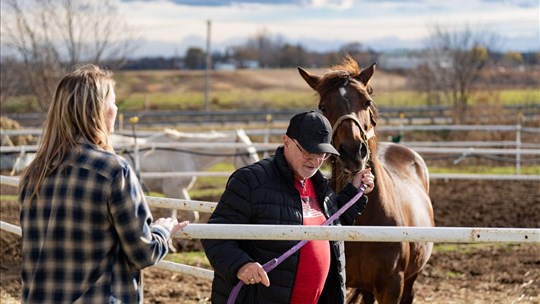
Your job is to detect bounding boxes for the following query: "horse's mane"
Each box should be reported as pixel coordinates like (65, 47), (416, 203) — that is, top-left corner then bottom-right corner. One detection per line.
(316, 55), (381, 125)
(317, 55), (360, 98)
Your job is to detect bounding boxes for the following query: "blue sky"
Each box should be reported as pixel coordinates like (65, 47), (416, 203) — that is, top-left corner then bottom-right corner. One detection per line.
(122, 0), (539, 57)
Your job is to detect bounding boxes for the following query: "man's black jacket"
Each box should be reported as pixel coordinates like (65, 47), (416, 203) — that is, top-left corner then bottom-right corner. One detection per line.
(201, 146), (367, 304)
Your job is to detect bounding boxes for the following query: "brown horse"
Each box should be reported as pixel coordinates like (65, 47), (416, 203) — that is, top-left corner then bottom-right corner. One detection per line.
(298, 55), (435, 304)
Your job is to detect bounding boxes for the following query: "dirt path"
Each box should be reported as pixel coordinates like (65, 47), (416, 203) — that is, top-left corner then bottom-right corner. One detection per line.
(2, 180), (539, 303)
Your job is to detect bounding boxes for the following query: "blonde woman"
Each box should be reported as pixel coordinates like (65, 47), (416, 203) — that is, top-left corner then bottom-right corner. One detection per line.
(18, 64), (188, 303)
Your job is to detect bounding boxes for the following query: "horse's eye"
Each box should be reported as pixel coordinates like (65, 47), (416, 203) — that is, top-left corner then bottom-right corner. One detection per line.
(319, 106), (326, 113)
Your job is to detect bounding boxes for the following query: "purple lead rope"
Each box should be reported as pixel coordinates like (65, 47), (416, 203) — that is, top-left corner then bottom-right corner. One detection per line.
(226, 184), (368, 304)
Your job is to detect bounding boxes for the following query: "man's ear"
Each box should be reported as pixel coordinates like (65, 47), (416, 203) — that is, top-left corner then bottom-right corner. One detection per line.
(283, 135), (290, 146)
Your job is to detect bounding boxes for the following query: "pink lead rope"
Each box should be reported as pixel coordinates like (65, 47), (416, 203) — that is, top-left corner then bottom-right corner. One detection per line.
(226, 184), (368, 304)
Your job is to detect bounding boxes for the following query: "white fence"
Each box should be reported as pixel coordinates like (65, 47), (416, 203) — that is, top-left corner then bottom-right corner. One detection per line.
(2, 124), (539, 174)
(1, 175), (539, 281)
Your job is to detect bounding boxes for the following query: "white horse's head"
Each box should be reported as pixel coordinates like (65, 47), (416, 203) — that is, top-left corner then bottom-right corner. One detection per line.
(233, 129), (259, 168)
(10, 151), (36, 176)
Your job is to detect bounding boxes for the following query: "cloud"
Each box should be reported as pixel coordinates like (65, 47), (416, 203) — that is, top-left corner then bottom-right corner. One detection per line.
(127, 0), (308, 6)
(122, 0), (358, 8)
(130, 0), (539, 8)
(480, 0), (539, 9)
(117, 0), (539, 57)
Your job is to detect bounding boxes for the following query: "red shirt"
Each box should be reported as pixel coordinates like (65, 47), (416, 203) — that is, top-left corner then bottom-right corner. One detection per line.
(290, 178), (331, 304)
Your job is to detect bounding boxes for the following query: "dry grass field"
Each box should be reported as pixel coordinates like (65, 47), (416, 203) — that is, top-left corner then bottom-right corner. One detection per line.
(108, 67), (412, 113)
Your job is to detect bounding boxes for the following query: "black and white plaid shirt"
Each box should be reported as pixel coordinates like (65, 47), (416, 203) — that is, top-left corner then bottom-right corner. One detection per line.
(19, 142), (170, 303)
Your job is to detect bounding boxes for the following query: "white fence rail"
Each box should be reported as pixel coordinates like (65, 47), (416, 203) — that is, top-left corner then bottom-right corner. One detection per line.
(2, 175), (539, 282)
(4, 167), (540, 182)
(2, 221), (538, 244)
(3, 124), (540, 136)
(3, 143), (540, 155)
(144, 172), (540, 181)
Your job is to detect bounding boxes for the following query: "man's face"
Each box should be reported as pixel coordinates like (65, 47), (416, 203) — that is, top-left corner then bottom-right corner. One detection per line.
(283, 135), (326, 180)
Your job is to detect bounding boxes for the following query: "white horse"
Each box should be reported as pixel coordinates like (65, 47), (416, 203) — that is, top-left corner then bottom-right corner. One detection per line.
(110, 128), (260, 223)
(8, 129), (260, 224)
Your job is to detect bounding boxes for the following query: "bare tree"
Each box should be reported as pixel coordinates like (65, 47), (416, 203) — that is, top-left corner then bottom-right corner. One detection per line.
(338, 42), (376, 67)
(1, 0), (139, 111)
(230, 28), (285, 68)
(184, 47), (206, 70)
(413, 24), (498, 122)
(0, 57), (28, 108)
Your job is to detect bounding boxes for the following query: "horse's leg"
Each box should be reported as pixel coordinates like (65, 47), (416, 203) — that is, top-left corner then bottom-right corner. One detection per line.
(179, 187), (199, 223)
(376, 272), (404, 304)
(181, 177), (198, 223)
(347, 288), (375, 304)
(346, 288), (361, 304)
(399, 273), (418, 304)
(360, 291), (375, 304)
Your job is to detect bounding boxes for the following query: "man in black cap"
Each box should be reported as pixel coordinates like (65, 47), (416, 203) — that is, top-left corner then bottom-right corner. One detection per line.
(202, 111), (375, 304)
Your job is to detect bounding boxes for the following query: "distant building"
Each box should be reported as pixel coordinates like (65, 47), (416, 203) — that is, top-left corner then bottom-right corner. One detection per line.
(377, 51), (424, 70)
(214, 61), (237, 71)
(214, 59), (260, 70)
(242, 60), (259, 69)
(377, 50), (452, 70)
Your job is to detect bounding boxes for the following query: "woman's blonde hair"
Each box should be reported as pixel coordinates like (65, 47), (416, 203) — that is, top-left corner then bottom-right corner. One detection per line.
(20, 64), (116, 198)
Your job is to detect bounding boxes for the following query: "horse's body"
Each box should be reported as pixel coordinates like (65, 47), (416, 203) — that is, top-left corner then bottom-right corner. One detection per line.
(111, 128), (259, 223)
(298, 56), (434, 304)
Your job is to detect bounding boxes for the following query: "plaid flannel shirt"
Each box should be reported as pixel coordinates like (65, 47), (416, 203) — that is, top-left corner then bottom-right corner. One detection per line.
(19, 143), (170, 303)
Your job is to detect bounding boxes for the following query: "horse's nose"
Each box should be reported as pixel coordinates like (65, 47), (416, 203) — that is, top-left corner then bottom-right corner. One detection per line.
(338, 140), (367, 171)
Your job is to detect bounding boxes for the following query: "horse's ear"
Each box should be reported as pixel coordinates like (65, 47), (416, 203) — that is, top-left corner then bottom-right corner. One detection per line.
(298, 67), (320, 91)
(356, 62), (376, 86)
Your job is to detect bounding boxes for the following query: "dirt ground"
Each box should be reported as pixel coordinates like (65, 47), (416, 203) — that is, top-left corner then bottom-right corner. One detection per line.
(1, 179), (539, 303)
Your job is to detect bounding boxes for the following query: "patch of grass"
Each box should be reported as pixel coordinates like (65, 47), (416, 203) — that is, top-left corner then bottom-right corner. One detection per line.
(1, 95), (40, 113)
(117, 92), (205, 111)
(166, 251), (211, 269)
(433, 243), (484, 254)
(445, 270), (463, 278)
(373, 90), (422, 107)
(146, 192), (166, 197)
(432, 243), (518, 254)
(429, 165), (540, 175)
(189, 188), (224, 201)
(189, 163), (234, 200)
(0, 195), (18, 201)
(498, 89), (540, 105)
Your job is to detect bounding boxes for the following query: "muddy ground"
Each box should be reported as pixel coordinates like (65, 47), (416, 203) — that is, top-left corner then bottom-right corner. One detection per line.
(1, 179), (539, 303)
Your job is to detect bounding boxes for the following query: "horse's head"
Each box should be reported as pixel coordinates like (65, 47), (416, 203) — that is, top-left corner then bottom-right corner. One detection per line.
(233, 129), (259, 168)
(10, 151), (36, 176)
(298, 55), (378, 175)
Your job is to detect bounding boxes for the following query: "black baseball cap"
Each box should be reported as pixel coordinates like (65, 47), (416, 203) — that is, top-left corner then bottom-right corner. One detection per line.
(286, 111), (339, 156)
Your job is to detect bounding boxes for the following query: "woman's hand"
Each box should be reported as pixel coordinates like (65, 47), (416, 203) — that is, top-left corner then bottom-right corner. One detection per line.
(352, 168), (375, 194)
(154, 217), (189, 235)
